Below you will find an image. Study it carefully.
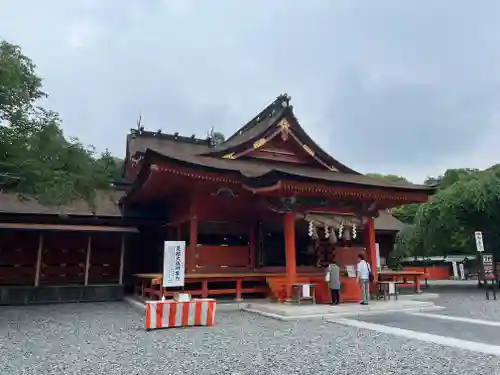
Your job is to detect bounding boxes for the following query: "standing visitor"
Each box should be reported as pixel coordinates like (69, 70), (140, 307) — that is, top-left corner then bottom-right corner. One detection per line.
(357, 253), (371, 305)
(325, 259), (341, 305)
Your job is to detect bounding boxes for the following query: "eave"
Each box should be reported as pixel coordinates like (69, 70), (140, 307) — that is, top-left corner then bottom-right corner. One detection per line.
(121, 149), (435, 205)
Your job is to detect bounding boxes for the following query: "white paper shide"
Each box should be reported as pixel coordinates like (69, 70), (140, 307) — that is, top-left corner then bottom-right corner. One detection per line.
(163, 241), (186, 287)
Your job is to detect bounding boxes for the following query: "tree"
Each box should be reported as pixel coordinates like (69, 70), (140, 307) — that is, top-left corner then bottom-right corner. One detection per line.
(424, 168), (480, 190)
(365, 173), (411, 184)
(391, 203), (421, 224)
(365, 173), (419, 224)
(0, 40), (45, 120)
(94, 150), (124, 183)
(0, 40), (120, 206)
(211, 131), (225, 145)
(396, 166), (500, 259)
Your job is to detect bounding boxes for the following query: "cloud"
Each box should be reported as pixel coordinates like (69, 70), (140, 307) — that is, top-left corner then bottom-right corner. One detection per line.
(1, 0), (500, 183)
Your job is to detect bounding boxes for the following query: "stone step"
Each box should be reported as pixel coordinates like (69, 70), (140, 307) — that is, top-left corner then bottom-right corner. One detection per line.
(243, 300), (442, 321)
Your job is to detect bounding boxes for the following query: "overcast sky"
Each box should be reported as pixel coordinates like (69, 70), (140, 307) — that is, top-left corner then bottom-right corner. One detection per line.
(2, 1), (500, 183)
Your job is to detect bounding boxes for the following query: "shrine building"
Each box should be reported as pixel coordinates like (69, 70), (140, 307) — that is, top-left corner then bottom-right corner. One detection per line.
(0, 94), (432, 305)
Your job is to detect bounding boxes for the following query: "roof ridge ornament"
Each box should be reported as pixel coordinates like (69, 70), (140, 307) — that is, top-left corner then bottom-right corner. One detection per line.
(278, 93), (291, 108)
(207, 126), (216, 146)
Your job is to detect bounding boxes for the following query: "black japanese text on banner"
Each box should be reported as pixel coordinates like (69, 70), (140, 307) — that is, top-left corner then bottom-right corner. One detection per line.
(163, 241), (186, 287)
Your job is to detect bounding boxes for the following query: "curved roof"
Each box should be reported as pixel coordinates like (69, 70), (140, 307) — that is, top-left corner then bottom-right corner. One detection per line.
(122, 94), (435, 202)
(201, 94), (359, 174)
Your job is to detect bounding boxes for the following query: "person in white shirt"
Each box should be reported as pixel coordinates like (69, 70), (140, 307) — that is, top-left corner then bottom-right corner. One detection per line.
(356, 253), (371, 305)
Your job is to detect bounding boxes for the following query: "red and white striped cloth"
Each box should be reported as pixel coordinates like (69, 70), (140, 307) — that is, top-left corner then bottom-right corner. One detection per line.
(145, 299), (216, 330)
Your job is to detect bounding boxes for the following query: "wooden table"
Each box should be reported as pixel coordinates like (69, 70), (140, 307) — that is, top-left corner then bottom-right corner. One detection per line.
(379, 271), (425, 293)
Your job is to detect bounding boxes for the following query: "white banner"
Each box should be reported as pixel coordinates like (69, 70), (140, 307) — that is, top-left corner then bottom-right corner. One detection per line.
(375, 243), (381, 271)
(452, 261), (458, 279)
(458, 263), (465, 280)
(475, 231), (484, 252)
(163, 241), (186, 287)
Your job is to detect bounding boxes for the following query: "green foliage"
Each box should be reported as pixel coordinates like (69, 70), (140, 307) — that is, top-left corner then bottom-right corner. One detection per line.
(0, 40), (121, 206)
(368, 169), (500, 263)
(395, 167), (500, 260)
(424, 168), (480, 190)
(391, 203), (420, 224)
(365, 173), (411, 184)
(365, 173), (419, 224)
(0, 41), (45, 120)
(211, 131), (225, 145)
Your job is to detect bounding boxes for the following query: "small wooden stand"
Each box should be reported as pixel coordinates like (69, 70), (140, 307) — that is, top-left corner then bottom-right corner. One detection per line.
(290, 283), (316, 305)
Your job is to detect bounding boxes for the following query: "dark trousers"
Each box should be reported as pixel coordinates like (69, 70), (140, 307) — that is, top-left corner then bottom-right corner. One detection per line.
(330, 288), (340, 305)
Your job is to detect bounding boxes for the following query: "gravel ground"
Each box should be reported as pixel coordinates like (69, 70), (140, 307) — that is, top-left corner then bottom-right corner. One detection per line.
(433, 288), (500, 321)
(2, 301), (500, 375)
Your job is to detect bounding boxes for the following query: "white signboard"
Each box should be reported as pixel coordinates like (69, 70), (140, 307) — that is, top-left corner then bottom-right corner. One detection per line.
(163, 241), (186, 287)
(458, 263), (465, 280)
(346, 265), (356, 278)
(302, 284), (311, 298)
(452, 261), (458, 279)
(388, 282), (396, 295)
(475, 231), (485, 252)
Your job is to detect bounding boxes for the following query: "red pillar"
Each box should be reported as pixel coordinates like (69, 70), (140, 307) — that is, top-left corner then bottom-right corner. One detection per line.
(365, 217), (378, 279)
(284, 212), (297, 299)
(189, 217), (198, 272)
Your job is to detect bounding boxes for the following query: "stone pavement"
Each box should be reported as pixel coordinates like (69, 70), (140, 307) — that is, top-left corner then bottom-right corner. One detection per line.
(329, 309), (500, 356)
(323, 287), (500, 358)
(243, 299), (441, 320)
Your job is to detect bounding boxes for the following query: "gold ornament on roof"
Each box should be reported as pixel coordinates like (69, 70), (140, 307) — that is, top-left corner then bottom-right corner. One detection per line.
(253, 138), (267, 150)
(278, 118), (290, 141)
(222, 153), (235, 159)
(302, 144), (315, 156)
(278, 118), (290, 130)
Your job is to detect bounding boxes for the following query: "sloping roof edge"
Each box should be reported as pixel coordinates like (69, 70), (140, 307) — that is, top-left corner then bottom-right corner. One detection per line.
(0, 191), (124, 217)
(122, 148), (434, 204)
(201, 97), (360, 174)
